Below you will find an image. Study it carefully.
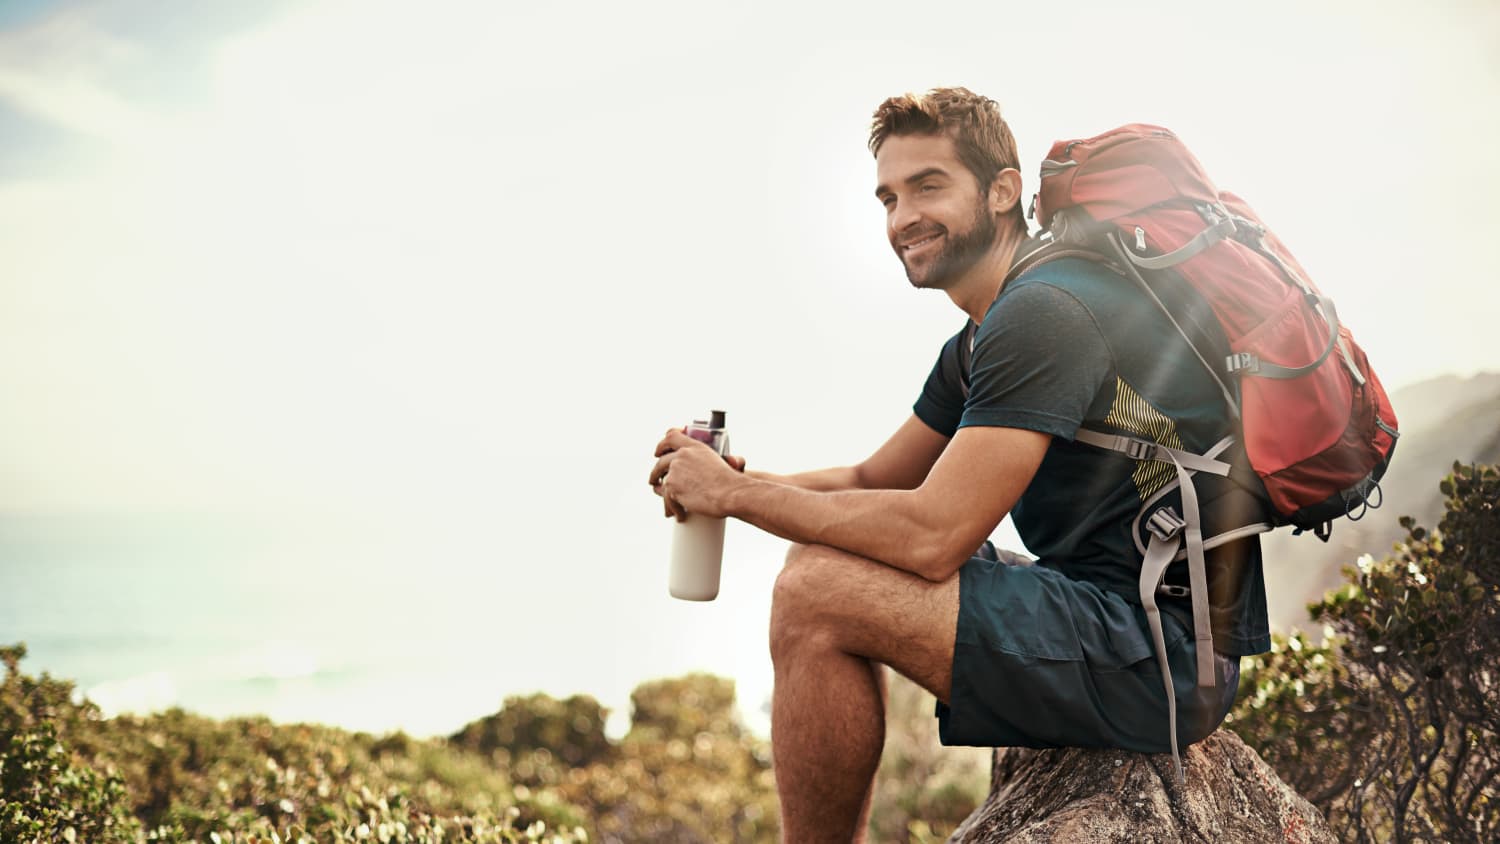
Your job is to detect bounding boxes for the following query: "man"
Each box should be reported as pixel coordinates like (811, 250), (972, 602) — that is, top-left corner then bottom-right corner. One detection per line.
(649, 87), (1270, 843)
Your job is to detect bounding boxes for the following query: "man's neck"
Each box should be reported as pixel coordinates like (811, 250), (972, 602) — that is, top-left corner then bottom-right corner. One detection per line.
(948, 225), (1025, 325)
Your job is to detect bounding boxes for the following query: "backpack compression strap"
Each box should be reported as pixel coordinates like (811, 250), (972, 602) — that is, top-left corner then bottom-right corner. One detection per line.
(1074, 428), (1230, 783)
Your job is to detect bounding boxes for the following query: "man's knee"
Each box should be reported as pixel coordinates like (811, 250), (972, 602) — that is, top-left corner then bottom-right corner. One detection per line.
(770, 544), (848, 659)
(774, 543), (852, 608)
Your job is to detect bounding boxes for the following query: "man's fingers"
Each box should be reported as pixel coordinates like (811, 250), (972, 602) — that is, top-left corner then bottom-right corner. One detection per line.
(659, 487), (686, 520)
(654, 429), (696, 457)
(648, 452), (675, 488)
(648, 428), (708, 521)
(724, 454), (746, 472)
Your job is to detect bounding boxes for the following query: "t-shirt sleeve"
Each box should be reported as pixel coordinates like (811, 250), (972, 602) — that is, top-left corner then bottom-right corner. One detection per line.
(912, 325), (971, 438)
(960, 281), (1113, 439)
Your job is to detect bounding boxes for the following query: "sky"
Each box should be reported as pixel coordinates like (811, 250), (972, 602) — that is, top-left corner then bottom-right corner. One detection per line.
(2, 0), (1497, 735)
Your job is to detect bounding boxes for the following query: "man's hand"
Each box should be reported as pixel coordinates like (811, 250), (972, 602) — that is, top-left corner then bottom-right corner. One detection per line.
(649, 429), (747, 521)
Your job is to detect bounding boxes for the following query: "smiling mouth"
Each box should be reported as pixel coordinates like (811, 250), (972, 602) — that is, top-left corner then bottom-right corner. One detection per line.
(901, 232), (943, 254)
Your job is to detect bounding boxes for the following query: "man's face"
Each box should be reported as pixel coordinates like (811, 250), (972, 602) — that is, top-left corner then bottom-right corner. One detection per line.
(874, 133), (997, 290)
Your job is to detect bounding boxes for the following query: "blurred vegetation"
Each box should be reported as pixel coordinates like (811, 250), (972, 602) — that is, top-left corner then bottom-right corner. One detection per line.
(16, 457), (1492, 844)
(868, 673), (988, 843)
(0, 643), (585, 843)
(0, 649), (788, 843)
(0, 633), (998, 844)
(1228, 462), (1500, 843)
(467, 675), (779, 844)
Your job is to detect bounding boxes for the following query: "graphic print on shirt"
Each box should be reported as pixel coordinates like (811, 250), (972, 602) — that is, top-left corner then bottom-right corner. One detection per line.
(1101, 377), (1184, 500)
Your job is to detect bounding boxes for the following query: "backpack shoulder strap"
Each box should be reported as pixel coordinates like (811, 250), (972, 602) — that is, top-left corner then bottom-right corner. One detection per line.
(1003, 234), (1114, 286)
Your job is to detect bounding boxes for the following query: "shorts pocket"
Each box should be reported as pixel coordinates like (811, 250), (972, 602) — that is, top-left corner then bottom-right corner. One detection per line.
(1086, 601), (1187, 672)
(960, 558), (1086, 662)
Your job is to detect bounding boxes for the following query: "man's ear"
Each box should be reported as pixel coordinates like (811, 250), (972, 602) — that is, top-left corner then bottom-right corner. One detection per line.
(988, 168), (1023, 215)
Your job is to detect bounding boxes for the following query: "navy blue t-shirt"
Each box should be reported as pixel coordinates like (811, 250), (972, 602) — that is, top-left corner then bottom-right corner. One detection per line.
(914, 257), (1271, 656)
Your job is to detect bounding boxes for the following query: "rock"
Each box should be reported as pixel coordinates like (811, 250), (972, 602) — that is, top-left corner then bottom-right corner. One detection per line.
(947, 730), (1334, 843)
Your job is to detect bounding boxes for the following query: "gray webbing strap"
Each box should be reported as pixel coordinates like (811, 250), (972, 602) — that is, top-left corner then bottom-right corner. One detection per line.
(1338, 335), (1366, 386)
(1139, 531), (1184, 784)
(1246, 294), (1342, 379)
(1039, 158), (1079, 178)
(1104, 235), (1241, 420)
(1077, 426), (1221, 682)
(1124, 218), (1236, 271)
(1159, 446), (1218, 689)
(1083, 426), (1224, 784)
(1246, 245), (1365, 385)
(1073, 429), (1232, 477)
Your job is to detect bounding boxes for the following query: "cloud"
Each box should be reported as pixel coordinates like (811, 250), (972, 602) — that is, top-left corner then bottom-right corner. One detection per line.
(0, 4), (162, 143)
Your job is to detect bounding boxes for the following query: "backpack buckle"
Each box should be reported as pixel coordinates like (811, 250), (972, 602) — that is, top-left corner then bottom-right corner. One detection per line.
(1124, 439), (1157, 461)
(1158, 584), (1191, 599)
(1225, 352), (1259, 374)
(1146, 507), (1186, 543)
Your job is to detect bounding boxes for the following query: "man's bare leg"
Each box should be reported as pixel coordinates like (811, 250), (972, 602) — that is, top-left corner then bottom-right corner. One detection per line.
(769, 542), (961, 843)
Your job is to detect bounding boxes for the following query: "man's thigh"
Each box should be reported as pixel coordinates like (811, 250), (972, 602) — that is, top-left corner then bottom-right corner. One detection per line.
(773, 543), (961, 703)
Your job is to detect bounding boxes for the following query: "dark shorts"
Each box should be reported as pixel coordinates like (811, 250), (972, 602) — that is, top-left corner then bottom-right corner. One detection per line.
(935, 543), (1240, 754)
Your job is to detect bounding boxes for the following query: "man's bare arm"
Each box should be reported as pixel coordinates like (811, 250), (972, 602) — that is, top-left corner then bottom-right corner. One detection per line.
(745, 414), (950, 492)
(651, 425), (1049, 581)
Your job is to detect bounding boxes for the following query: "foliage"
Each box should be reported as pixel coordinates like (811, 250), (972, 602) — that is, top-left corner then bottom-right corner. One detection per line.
(3, 619), (1001, 843)
(3, 650), (792, 843)
(1229, 462), (1500, 843)
(461, 675), (779, 844)
(867, 673), (988, 843)
(0, 644), (140, 844)
(450, 693), (612, 770)
(0, 643), (588, 843)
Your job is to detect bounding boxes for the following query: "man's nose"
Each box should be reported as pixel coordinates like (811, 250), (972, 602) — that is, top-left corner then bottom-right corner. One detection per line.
(889, 201), (923, 238)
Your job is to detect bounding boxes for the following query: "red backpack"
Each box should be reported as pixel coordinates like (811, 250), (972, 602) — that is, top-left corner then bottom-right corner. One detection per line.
(1010, 124), (1399, 780)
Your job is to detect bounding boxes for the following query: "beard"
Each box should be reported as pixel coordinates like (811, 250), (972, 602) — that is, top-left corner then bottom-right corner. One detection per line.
(901, 199), (998, 290)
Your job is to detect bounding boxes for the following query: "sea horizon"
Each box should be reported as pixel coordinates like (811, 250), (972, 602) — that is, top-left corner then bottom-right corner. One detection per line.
(1, 510), (782, 742)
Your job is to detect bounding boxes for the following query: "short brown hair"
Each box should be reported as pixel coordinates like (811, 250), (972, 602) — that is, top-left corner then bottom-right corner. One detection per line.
(869, 87), (1025, 232)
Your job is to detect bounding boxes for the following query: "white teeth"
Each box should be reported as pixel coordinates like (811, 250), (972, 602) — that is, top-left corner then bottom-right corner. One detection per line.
(905, 234), (940, 251)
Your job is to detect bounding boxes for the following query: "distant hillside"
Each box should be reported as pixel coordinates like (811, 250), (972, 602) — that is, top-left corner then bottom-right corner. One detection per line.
(1264, 371), (1500, 632)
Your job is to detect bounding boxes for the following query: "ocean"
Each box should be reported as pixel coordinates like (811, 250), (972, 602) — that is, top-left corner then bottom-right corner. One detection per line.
(0, 510), (787, 741)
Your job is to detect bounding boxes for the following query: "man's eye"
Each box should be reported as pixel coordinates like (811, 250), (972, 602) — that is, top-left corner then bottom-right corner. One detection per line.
(880, 196), (896, 209)
(919, 183), (940, 193)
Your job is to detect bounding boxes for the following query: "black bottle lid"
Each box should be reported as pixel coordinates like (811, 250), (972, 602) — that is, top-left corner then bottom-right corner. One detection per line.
(710, 410), (726, 430)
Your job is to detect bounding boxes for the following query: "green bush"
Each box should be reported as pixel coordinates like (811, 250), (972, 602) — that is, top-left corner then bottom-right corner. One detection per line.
(3, 649), (791, 843)
(0, 643), (141, 844)
(1228, 462), (1500, 843)
(0, 644), (585, 843)
(460, 675), (779, 844)
(450, 693), (612, 771)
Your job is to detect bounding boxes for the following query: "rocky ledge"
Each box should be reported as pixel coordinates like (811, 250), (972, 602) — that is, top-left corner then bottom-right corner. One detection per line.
(948, 730), (1334, 843)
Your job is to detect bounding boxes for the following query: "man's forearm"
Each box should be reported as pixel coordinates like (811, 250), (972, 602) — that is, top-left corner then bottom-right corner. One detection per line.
(722, 476), (963, 581)
(745, 465), (865, 493)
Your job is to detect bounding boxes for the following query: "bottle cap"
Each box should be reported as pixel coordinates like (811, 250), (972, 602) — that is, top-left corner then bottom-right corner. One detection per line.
(710, 410), (726, 430)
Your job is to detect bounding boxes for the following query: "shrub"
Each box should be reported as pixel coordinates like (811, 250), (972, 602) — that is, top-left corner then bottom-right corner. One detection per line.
(1, 645), (585, 843)
(0, 643), (140, 844)
(450, 693), (612, 769)
(1229, 462), (1500, 843)
(473, 675), (779, 844)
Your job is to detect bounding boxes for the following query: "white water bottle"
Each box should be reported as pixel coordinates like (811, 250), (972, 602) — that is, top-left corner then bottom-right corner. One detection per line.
(669, 410), (729, 601)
